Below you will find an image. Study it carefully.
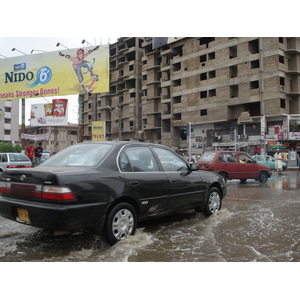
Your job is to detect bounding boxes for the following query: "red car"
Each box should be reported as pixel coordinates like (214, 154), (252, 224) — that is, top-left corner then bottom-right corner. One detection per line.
(196, 150), (272, 183)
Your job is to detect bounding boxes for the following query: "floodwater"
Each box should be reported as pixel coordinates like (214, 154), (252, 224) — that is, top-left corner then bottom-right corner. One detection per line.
(0, 170), (299, 262)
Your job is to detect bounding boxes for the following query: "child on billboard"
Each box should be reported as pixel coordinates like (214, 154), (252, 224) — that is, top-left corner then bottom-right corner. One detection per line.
(59, 46), (100, 94)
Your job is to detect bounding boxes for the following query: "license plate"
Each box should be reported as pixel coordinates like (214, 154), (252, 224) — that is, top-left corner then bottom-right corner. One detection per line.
(17, 208), (30, 223)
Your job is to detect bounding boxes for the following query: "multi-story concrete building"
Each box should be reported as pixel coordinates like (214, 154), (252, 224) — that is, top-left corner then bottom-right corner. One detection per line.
(80, 37), (300, 156)
(0, 100), (20, 144)
(25, 123), (79, 153)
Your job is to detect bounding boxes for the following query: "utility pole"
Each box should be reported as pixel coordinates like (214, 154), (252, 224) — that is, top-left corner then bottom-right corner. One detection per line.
(234, 128), (237, 151)
(21, 98), (26, 151)
(188, 122), (191, 161)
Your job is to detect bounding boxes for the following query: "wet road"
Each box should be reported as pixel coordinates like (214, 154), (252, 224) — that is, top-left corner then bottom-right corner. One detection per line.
(0, 170), (299, 262)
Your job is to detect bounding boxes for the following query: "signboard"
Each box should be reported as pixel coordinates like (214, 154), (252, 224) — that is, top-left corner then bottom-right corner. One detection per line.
(30, 99), (68, 126)
(92, 121), (105, 141)
(0, 45), (109, 101)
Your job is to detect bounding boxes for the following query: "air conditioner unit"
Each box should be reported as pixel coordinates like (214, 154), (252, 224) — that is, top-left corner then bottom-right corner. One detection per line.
(242, 134), (248, 139)
(237, 134), (241, 139)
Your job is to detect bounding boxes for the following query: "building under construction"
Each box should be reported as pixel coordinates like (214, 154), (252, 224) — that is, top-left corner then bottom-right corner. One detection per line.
(79, 37), (300, 155)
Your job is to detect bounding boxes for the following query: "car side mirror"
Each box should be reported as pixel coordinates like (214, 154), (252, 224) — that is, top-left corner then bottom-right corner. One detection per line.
(189, 163), (199, 171)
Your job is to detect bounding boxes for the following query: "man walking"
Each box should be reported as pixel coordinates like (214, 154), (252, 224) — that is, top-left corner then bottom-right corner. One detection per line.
(26, 141), (35, 166)
(35, 142), (43, 166)
(274, 149), (283, 174)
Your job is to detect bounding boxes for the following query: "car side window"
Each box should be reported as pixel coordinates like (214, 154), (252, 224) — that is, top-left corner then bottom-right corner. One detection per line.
(1, 154), (7, 162)
(238, 153), (253, 163)
(225, 153), (237, 163)
(121, 146), (159, 172)
(153, 147), (188, 171)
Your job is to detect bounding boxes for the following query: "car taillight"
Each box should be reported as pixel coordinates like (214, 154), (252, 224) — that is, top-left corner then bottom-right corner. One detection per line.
(42, 186), (75, 201)
(0, 182), (75, 201)
(6, 165), (32, 169)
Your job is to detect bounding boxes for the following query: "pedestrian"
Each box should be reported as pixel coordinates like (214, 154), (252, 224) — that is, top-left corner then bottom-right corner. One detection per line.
(35, 142), (43, 166)
(274, 149), (283, 174)
(26, 141), (35, 166)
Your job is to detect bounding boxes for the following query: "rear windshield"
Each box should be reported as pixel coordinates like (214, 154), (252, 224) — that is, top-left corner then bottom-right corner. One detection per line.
(41, 143), (113, 167)
(197, 152), (216, 162)
(8, 153), (30, 162)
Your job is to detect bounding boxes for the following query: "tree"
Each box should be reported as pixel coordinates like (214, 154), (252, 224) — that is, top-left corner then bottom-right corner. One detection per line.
(0, 142), (22, 153)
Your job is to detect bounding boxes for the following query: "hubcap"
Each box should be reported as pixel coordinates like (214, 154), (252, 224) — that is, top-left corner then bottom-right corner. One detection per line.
(112, 208), (134, 240)
(208, 191), (220, 213)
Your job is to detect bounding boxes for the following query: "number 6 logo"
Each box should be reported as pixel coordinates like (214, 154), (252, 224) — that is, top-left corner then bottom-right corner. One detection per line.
(26, 66), (52, 88)
(37, 66), (52, 84)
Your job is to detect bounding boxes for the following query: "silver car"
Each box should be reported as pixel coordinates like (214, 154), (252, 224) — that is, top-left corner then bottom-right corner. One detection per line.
(0, 153), (33, 173)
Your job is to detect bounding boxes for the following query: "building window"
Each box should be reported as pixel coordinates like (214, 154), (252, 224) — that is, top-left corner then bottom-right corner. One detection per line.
(173, 96), (181, 104)
(280, 76), (285, 86)
(279, 55), (284, 64)
(208, 70), (216, 78)
(230, 85), (238, 98)
(173, 113), (181, 120)
(199, 37), (215, 48)
(279, 37), (284, 44)
(200, 73), (207, 81)
(173, 62), (181, 71)
(229, 46), (237, 59)
(173, 79), (181, 87)
(200, 91), (207, 98)
(251, 59), (260, 69)
(200, 54), (207, 63)
(280, 98), (286, 109)
(208, 52), (215, 60)
(209, 89), (216, 97)
(250, 80), (259, 89)
(229, 65), (238, 78)
(248, 39), (259, 54)
(200, 109), (207, 116)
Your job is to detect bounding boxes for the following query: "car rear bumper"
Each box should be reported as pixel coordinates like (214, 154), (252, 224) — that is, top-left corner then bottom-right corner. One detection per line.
(0, 196), (107, 232)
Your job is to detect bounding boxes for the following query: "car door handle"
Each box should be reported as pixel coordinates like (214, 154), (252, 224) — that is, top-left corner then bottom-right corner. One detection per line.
(129, 181), (140, 186)
(170, 180), (177, 183)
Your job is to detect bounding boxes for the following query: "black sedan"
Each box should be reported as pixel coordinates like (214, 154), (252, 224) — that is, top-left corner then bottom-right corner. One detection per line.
(0, 142), (226, 244)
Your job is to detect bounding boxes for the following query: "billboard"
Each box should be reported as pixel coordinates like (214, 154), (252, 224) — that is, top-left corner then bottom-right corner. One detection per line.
(0, 45), (109, 101)
(92, 121), (105, 141)
(30, 99), (68, 126)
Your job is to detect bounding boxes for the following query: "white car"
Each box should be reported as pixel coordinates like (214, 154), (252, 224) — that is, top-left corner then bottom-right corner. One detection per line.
(0, 153), (33, 173)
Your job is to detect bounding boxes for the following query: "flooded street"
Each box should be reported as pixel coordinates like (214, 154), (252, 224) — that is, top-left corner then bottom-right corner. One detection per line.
(0, 170), (299, 262)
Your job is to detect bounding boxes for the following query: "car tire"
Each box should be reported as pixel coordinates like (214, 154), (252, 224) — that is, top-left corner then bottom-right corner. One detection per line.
(258, 171), (268, 183)
(240, 179), (247, 183)
(204, 187), (222, 216)
(105, 203), (137, 244)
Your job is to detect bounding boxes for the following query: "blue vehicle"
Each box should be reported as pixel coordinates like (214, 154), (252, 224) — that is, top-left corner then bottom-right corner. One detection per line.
(40, 151), (51, 164)
(252, 155), (287, 170)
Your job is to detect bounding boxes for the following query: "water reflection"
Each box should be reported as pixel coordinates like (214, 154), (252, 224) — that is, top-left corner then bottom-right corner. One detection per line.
(226, 171), (300, 190)
(268, 172), (300, 190)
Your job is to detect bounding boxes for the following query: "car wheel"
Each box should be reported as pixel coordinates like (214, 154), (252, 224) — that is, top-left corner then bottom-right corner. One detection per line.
(204, 187), (222, 216)
(219, 172), (228, 183)
(258, 171), (268, 183)
(105, 203), (137, 244)
(240, 179), (247, 183)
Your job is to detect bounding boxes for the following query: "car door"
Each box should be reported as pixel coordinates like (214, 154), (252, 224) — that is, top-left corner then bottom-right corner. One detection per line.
(218, 152), (241, 179)
(238, 153), (259, 179)
(152, 147), (206, 211)
(119, 145), (170, 218)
